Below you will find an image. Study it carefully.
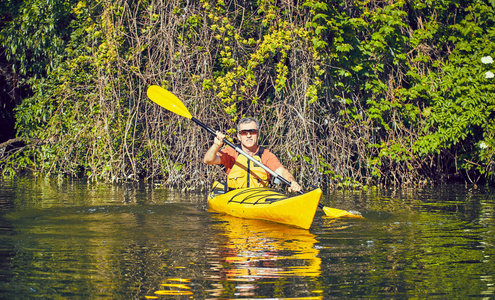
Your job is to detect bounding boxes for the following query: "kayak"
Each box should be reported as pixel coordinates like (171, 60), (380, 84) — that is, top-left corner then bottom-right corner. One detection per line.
(207, 182), (322, 229)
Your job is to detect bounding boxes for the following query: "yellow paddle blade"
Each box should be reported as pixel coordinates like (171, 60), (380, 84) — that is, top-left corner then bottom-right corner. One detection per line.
(146, 85), (192, 119)
(322, 206), (365, 219)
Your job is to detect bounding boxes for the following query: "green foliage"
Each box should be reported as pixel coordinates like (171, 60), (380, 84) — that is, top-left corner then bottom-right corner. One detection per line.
(2, 0), (495, 187)
(410, 1), (495, 181)
(199, 0), (304, 124)
(3, 0), (130, 180)
(0, 0), (80, 77)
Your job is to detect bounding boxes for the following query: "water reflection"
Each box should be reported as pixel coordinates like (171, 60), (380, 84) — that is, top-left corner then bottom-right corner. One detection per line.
(0, 179), (494, 299)
(149, 278), (194, 297)
(206, 214), (322, 299)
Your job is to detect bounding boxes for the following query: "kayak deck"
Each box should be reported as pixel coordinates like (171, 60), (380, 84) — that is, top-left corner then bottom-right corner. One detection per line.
(207, 182), (322, 229)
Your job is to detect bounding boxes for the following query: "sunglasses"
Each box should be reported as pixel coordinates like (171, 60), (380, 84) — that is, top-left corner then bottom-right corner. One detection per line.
(239, 129), (258, 136)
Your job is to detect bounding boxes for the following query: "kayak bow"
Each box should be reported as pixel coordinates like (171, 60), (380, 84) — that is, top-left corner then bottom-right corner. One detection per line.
(208, 182), (322, 229)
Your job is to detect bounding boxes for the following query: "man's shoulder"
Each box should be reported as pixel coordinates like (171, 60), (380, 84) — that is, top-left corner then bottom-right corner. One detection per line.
(260, 147), (278, 159)
(259, 146), (282, 170)
(259, 146), (272, 154)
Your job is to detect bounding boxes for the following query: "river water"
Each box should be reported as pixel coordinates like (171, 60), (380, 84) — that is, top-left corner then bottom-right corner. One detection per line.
(0, 177), (493, 299)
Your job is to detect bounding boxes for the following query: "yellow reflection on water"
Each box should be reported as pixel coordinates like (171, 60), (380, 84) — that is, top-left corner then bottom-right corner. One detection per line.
(148, 278), (194, 297)
(207, 214), (322, 299)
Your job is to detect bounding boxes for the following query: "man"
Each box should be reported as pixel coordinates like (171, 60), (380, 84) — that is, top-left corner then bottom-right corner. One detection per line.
(203, 117), (302, 192)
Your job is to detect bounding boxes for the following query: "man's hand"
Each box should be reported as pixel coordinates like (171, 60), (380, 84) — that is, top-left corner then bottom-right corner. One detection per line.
(204, 131), (225, 165)
(214, 131), (225, 147)
(289, 181), (302, 193)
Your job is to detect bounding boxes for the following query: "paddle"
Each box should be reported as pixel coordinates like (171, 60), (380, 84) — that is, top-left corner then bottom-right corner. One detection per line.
(146, 85), (363, 218)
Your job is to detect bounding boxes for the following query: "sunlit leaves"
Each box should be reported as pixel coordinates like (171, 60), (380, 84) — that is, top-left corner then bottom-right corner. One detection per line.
(0, 0), (79, 77)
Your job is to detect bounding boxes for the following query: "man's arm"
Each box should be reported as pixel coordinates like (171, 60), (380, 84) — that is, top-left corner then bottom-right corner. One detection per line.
(203, 131), (225, 165)
(275, 166), (302, 192)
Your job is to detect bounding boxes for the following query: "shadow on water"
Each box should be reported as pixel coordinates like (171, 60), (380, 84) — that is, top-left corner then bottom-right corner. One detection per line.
(0, 178), (494, 299)
(357, 210), (395, 221)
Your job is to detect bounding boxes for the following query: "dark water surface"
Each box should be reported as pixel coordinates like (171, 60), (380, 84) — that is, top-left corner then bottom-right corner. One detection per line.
(0, 178), (493, 299)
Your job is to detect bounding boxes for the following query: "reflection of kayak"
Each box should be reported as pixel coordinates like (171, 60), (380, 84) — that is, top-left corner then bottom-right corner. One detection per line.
(207, 182), (322, 229)
(207, 215), (322, 298)
(211, 214), (321, 279)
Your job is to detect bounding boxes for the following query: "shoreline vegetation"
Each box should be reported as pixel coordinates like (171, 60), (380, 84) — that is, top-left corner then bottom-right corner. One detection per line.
(0, 0), (494, 190)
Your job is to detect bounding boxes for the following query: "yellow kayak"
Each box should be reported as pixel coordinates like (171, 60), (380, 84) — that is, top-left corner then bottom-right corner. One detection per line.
(207, 182), (322, 229)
